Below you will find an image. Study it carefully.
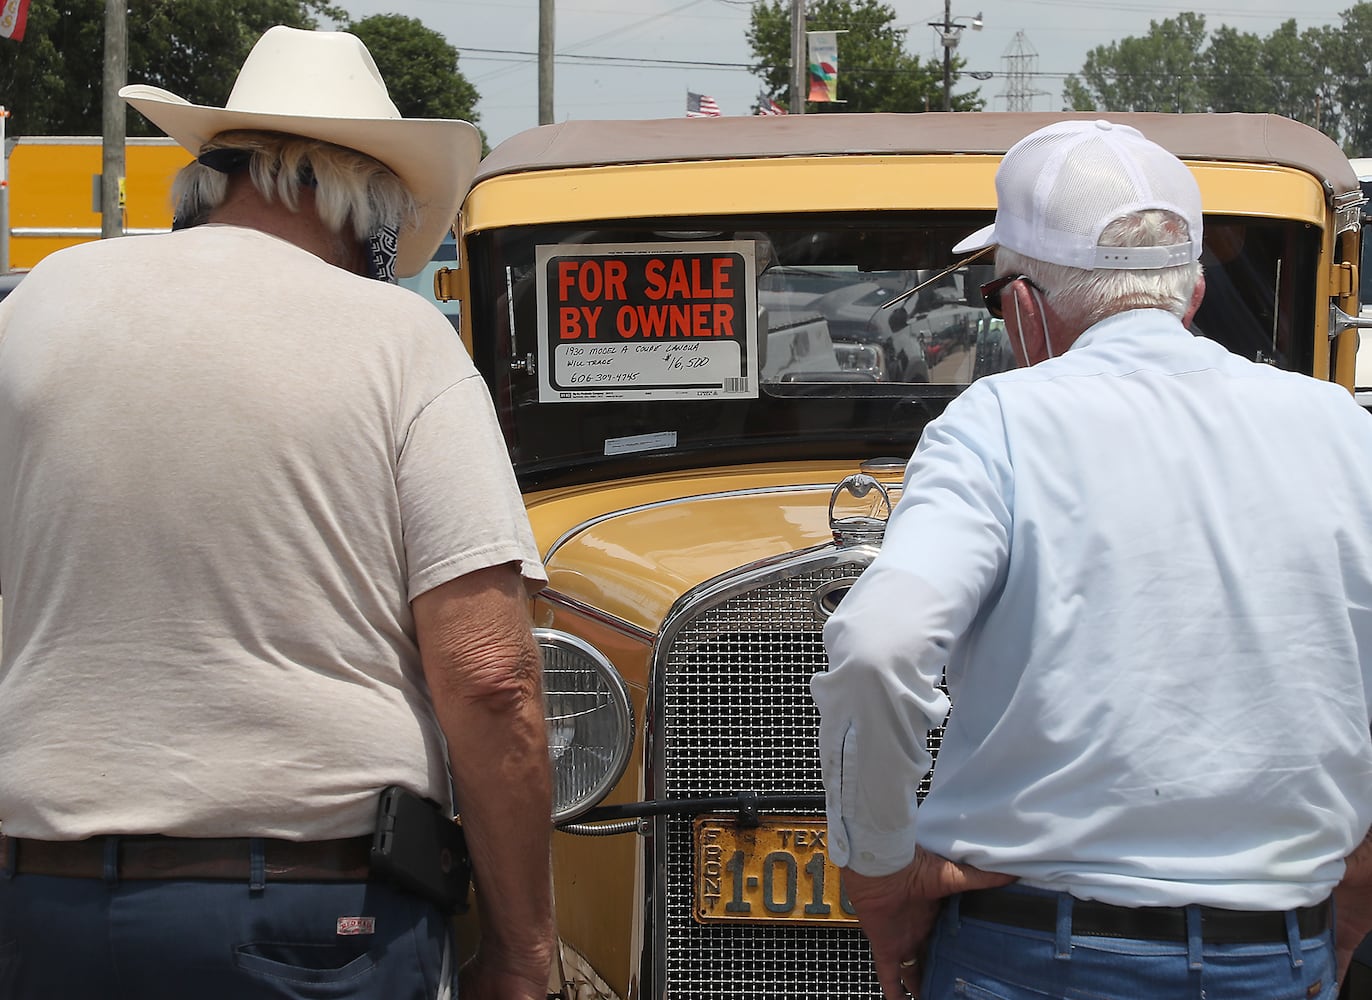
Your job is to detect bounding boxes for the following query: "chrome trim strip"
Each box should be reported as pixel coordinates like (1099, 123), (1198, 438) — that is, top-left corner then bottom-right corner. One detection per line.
(541, 482), (839, 564)
(538, 589), (657, 644)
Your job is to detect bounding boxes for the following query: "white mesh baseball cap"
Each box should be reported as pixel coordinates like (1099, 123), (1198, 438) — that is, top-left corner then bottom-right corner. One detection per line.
(952, 119), (1203, 270)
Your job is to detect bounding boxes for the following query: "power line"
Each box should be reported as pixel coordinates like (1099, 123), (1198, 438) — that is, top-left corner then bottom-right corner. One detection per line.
(460, 46), (753, 69)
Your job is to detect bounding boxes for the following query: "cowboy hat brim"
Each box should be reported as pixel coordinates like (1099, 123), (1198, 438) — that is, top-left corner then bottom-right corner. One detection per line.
(121, 84), (481, 277)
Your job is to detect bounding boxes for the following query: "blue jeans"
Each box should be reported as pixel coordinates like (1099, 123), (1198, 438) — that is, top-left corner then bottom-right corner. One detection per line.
(921, 886), (1336, 1000)
(0, 870), (452, 999)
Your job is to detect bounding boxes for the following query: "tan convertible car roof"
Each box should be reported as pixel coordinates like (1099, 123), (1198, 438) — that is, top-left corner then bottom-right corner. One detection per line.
(474, 112), (1357, 198)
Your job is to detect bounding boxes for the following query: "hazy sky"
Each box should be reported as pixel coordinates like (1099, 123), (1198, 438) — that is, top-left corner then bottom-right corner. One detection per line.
(335, 1), (1358, 148)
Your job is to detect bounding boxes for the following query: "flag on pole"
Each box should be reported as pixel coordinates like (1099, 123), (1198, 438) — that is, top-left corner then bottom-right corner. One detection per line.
(686, 92), (721, 118)
(0, 0), (30, 42)
(807, 30), (839, 103)
(755, 97), (787, 116)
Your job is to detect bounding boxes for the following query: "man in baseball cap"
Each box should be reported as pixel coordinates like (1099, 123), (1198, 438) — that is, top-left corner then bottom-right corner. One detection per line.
(0, 26), (553, 999)
(813, 119), (1372, 1000)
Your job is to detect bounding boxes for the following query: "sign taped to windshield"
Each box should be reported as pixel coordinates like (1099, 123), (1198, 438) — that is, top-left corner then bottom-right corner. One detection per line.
(535, 241), (760, 402)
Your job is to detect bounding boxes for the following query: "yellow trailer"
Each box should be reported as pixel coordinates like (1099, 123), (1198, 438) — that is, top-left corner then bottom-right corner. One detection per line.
(5, 136), (189, 269)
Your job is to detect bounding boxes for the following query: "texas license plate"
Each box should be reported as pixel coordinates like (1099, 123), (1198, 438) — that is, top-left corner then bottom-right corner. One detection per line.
(693, 814), (857, 924)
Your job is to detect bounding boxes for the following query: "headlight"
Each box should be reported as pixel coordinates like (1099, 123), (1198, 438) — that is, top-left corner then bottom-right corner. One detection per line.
(537, 629), (634, 823)
(833, 341), (888, 379)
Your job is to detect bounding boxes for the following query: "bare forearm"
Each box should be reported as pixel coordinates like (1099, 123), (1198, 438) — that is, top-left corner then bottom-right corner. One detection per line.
(443, 674), (554, 964)
(413, 566), (555, 990)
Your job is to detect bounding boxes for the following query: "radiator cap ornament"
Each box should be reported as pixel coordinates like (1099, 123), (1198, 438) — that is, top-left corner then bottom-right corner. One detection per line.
(828, 473), (891, 546)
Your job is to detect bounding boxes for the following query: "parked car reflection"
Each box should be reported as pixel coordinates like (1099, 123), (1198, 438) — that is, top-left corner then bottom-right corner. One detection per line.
(757, 262), (1013, 385)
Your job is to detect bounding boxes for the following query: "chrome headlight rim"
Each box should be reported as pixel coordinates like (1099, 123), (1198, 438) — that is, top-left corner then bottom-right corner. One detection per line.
(537, 627), (635, 824)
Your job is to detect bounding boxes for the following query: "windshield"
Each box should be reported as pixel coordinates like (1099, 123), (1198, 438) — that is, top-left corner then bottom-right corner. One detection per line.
(465, 212), (1317, 490)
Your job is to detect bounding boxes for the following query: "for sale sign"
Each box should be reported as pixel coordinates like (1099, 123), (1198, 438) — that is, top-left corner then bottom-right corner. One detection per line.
(535, 241), (760, 402)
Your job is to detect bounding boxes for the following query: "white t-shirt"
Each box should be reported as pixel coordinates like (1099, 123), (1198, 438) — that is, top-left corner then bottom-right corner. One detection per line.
(0, 225), (546, 840)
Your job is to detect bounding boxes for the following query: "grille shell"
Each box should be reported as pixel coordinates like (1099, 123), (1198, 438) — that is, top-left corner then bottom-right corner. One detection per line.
(648, 545), (944, 999)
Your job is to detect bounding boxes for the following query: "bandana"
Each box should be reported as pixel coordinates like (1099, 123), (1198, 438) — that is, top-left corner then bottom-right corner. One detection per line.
(366, 224), (399, 284)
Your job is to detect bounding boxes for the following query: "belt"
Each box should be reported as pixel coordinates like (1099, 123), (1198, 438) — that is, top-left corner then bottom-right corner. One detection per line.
(959, 887), (1331, 944)
(0, 834), (373, 882)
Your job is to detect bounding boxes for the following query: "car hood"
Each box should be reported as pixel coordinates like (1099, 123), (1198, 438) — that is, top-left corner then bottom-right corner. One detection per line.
(526, 465), (899, 635)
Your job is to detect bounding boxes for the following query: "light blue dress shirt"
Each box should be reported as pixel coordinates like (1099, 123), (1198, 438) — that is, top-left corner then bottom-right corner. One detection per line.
(814, 308), (1372, 908)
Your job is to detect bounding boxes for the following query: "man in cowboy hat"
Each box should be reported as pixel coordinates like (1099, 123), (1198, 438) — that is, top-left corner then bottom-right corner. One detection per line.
(814, 119), (1372, 1000)
(0, 25), (553, 1000)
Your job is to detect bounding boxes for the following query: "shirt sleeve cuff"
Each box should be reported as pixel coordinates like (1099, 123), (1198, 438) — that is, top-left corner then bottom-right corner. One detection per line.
(826, 816), (918, 876)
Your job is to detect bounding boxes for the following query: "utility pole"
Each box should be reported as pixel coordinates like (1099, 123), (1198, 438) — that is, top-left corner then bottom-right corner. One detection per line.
(100, 0), (126, 239)
(790, 0), (806, 115)
(941, 0), (953, 112)
(538, 0), (554, 125)
(929, 2), (983, 112)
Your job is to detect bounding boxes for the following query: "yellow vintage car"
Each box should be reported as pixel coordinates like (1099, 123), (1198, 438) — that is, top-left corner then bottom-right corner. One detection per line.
(420, 111), (1368, 999)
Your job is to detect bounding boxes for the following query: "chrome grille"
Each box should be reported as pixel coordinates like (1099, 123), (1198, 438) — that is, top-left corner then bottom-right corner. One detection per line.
(659, 557), (943, 998)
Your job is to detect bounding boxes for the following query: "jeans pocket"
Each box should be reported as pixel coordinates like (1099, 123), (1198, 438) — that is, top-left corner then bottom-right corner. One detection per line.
(951, 974), (1066, 1000)
(234, 940), (376, 993)
(955, 978), (1015, 999)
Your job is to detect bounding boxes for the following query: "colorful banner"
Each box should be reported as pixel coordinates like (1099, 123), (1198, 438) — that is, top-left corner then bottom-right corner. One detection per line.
(807, 30), (839, 103)
(686, 92), (721, 118)
(0, 0), (29, 42)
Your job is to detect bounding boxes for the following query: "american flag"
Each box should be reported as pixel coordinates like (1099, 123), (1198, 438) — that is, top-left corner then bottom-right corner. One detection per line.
(686, 92), (721, 118)
(756, 97), (787, 116)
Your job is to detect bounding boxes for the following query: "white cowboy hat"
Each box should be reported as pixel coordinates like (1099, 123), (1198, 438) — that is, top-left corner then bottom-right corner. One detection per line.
(120, 25), (481, 277)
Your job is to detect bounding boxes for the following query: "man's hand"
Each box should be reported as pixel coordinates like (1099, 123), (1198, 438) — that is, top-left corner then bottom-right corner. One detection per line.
(1335, 828), (1372, 986)
(843, 847), (1015, 1000)
(459, 952), (553, 1000)
(1335, 883), (1372, 987)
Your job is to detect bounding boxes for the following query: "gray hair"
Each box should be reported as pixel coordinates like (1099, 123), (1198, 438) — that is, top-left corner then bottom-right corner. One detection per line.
(996, 210), (1203, 329)
(171, 129), (417, 241)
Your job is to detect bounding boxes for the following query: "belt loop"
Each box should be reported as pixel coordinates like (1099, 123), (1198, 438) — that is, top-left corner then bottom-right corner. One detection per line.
(946, 891), (962, 938)
(249, 837), (266, 892)
(1, 835), (14, 880)
(1285, 908), (1304, 969)
(103, 836), (119, 886)
(1186, 904), (1202, 970)
(1054, 893), (1072, 960)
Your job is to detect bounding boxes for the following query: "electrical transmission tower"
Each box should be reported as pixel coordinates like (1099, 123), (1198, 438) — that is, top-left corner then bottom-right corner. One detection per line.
(997, 30), (1051, 111)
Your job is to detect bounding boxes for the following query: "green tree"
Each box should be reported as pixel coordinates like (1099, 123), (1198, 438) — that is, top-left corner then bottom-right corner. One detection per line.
(1204, 25), (1271, 113)
(0, 0), (347, 137)
(343, 13), (483, 150)
(1063, 13), (1209, 113)
(1332, 3), (1372, 154)
(747, 0), (982, 114)
(1064, 10), (1353, 145)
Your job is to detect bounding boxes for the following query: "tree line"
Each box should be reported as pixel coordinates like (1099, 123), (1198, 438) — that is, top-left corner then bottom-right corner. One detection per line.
(0, 1), (483, 148)
(1064, 6), (1372, 154)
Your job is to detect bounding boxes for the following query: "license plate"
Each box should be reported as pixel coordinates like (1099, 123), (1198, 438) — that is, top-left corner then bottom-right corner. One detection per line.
(693, 814), (857, 924)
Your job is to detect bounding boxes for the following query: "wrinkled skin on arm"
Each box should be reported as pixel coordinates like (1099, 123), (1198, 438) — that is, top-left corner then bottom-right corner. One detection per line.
(412, 563), (555, 1000)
